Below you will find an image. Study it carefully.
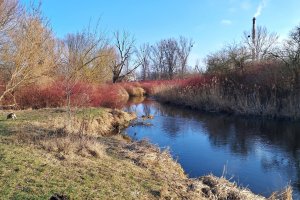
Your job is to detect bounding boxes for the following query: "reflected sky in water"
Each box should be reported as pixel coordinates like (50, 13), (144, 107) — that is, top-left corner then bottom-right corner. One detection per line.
(125, 98), (300, 198)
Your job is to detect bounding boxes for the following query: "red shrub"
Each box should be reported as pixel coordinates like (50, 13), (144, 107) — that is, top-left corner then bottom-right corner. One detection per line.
(90, 84), (129, 108)
(69, 82), (93, 107)
(16, 83), (65, 109)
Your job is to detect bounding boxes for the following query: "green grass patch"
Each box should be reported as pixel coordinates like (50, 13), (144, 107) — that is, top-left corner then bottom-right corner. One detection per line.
(0, 139), (162, 199)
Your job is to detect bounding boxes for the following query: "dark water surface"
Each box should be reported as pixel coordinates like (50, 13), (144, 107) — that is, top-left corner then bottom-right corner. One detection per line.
(124, 98), (300, 198)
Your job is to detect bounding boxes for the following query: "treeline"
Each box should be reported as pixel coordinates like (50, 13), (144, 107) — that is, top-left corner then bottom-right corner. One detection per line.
(138, 37), (194, 80)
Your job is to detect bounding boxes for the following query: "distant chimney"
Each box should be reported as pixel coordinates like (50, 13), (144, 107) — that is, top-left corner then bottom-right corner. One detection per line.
(252, 17), (256, 61)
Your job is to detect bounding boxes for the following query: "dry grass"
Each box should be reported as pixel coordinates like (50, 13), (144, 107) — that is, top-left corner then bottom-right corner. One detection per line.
(268, 186), (293, 200)
(40, 134), (106, 160)
(155, 76), (300, 119)
(122, 84), (146, 97)
(195, 175), (265, 200)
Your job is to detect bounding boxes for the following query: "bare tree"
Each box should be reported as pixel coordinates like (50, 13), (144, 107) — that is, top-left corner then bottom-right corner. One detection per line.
(226, 42), (250, 71)
(272, 24), (300, 90)
(110, 31), (140, 83)
(0, 4), (57, 106)
(205, 42), (250, 74)
(177, 36), (193, 76)
(149, 43), (165, 79)
(0, 0), (20, 37)
(194, 59), (204, 74)
(205, 48), (230, 74)
(243, 26), (278, 61)
(0, 0), (20, 81)
(59, 26), (108, 111)
(137, 43), (150, 80)
(161, 39), (179, 79)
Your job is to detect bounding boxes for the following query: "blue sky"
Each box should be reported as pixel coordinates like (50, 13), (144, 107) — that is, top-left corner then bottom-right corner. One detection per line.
(21, 0), (300, 66)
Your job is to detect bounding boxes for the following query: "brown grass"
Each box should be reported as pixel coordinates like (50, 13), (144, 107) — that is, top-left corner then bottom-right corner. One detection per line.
(123, 84), (146, 97)
(40, 134), (106, 160)
(155, 75), (300, 119)
(268, 185), (293, 200)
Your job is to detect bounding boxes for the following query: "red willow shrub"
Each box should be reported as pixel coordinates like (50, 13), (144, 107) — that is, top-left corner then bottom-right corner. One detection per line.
(90, 84), (129, 108)
(69, 81), (93, 107)
(15, 84), (65, 109)
(14, 81), (130, 109)
(139, 79), (180, 95)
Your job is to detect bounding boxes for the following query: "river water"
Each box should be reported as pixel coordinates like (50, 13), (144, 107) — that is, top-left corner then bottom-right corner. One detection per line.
(124, 97), (300, 198)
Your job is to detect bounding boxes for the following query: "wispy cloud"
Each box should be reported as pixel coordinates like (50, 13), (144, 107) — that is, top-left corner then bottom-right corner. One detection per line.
(221, 19), (232, 25)
(254, 0), (269, 17)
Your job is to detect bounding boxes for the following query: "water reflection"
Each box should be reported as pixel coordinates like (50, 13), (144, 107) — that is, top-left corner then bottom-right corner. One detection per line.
(125, 98), (300, 198)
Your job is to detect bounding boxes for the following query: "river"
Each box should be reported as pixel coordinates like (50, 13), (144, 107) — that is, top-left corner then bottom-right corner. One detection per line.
(124, 97), (300, 198)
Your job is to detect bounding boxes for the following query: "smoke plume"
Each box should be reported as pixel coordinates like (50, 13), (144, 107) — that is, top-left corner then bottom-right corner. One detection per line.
(254, 0), (268, 17)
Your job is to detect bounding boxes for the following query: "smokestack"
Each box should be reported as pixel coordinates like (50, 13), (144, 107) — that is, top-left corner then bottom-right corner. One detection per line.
(252, 17), (256, 61)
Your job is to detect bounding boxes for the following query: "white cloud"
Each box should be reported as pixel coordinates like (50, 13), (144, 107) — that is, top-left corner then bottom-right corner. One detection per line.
(221, 19), (232, 25)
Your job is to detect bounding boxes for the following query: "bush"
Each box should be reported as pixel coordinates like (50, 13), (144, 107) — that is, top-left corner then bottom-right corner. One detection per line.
(90, 84), (129, 108)
(16, 83), (65, 109)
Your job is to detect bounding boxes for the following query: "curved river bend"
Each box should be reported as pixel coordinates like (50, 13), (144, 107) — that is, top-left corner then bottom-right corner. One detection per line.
(124, 98), (300, 198)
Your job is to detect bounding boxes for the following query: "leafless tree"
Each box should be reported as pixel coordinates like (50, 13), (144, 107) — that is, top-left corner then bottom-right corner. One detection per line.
(161, 39), (179, 79)
(271, 24), (300, 90)
(243, 26), (278, 61)
(149, 43), (165, 79)
(177, 36), (193, 76)
(0, 4), (57, 106)
(110, 31), (140, 83)
(137, 43), (151, 81)
(59, 26), (108, 111)
(194, 59), (204, 74)
(205, 49), (230, 74)
(226, 42), (250, 71)
(205, 42), (250, 74)
(0, 0), (20, 38)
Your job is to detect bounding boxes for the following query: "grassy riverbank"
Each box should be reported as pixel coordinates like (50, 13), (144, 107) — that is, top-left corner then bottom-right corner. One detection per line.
(0, 108), (292, 199)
